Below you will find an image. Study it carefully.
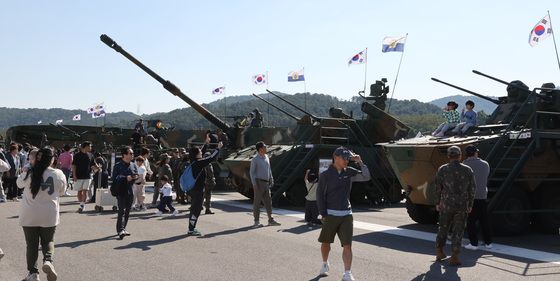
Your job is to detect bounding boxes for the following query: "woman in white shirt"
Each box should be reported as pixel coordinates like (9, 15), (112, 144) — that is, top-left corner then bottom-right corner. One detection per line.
(17, 147), (66, 281)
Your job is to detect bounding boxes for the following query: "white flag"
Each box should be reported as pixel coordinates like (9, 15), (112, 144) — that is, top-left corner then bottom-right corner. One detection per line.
(72, 114), (81, 121)
(348, 49), (367, 66)
(253, 74), (267, 85)
(212, 86), (225, 95)
(55, 119), (63, 125)
(37, 120), (42, 124)
(529, 15), (553, 47)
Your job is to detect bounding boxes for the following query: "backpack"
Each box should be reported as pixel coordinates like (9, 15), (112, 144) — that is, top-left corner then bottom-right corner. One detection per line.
(110, 180), (119, 197)
(179, 164), (202, 192)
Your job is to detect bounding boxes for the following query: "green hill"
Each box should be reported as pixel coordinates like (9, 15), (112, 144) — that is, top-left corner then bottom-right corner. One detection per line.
(0, 92), (447, 134)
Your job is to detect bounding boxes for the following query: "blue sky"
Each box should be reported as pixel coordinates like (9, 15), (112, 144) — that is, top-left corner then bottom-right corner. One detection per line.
(1, 0), (559, 114)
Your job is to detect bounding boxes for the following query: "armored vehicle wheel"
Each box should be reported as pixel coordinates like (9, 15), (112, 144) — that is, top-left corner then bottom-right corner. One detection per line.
(533, 184), (560, 234)
(491, 187), (531, 236)
(405, 197), (438, 224)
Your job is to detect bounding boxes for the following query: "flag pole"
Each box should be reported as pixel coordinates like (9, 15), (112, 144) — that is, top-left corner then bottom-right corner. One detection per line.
(303, 67), (307, 111)
(548, 11), (560, 73)
(266, 70), (270, 126)
(387, 33), (408, 113)
(363, 48), (368, 94)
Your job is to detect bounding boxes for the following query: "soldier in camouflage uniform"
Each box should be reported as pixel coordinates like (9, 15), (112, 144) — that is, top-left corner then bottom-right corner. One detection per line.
(203, 154), (216, 214)
(435, 146), (475, 266)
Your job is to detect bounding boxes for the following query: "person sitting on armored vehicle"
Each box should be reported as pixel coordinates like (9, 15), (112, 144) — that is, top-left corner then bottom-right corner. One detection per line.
(239, 112), (254, 127)
(452, 100), (477, 136)
(369, 78), (389, 110)
(251, 108), (264, 128)
(432, 101), (460, 137)
(134, 119), (147, 136)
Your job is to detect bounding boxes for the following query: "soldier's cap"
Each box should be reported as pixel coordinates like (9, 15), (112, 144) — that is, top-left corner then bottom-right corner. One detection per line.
(159, 153), (171, 160)
(465, 145), (479, 154)
(447, 146), (462, 156)
(333, 146), (353, 161)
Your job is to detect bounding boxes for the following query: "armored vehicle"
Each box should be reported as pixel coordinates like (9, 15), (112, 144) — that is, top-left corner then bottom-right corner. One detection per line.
(100, 34), (411, 206)
(383, 70), (560, 235)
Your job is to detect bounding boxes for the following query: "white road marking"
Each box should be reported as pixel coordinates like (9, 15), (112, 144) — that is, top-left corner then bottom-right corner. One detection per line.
(213, 196), (560, 265)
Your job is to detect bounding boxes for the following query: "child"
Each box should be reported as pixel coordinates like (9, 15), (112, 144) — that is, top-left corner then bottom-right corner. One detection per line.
(155, 175), (178, 216)
(304, 169), (321, 228)
(452, 100), (477, 135)
(131, 156), (147, 211)
(432, 101), (460, 137)
(91, 156), (109, 203)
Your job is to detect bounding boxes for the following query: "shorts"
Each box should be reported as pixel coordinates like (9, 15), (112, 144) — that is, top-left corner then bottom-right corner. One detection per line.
(318, 215), (353, 246)
(74, 179), (92, 191)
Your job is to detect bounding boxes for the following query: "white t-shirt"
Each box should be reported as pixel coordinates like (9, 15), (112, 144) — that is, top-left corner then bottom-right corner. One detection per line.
(17, 167), (67, 227)
(160, 183), (173, 197)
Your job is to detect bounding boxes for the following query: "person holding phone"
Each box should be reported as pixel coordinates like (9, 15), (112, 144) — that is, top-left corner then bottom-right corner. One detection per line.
(112, 146), (137, 240)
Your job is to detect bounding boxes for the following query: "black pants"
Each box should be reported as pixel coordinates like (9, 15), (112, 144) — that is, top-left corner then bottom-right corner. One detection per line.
(158, 196), (175, 212)
(188, 189), (204, 231)
(116, 194), (133, 233)
(6, 177), (18, 199)
(305, 200), (321, 224)
(467, 199), (493, 246)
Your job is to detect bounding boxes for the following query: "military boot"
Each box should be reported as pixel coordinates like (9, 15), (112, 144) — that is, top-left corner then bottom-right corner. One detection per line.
(436, 247), (446, 261)
(448, 250), (462, 266)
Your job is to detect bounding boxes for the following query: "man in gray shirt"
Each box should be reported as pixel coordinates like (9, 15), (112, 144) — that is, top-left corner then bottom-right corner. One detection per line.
(249, 141), (280, 227)
(463, 145), (493, 250)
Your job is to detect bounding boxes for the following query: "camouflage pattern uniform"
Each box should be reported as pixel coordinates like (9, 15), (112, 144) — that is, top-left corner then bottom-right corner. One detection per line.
(204, 164), (216, 211)
(435, 159), (475, 253)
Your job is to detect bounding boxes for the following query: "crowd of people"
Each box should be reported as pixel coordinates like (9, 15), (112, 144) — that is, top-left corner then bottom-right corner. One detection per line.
(0, 134), (492, 281)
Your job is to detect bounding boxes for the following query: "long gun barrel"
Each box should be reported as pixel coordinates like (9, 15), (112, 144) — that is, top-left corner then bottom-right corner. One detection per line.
(252, 94), (300, 121)
(265, 90), (320, 122)
(472, 70), (510, 86)
(431, 77), (502, 105)
(100, 34), (231, 133)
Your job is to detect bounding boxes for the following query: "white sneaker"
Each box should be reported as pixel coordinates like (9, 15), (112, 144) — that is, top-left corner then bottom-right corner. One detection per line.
(154, 210), (163, 216)
(172, 210), (179, 216)
(64, 191), (71, 197)
(319, 262), (330, 277)
(42, 260), (58, 281)
(252, 221), (264, 228)
(484, 243), (493, 249)
(464, 244), (478, 250)
(22, 273), (40, 281)
(0, 247), (4, 260)
(342, 272), (356, 281)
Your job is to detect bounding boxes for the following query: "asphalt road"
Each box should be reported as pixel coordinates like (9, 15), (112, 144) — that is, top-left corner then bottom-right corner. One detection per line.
(1, 190), (560, 281)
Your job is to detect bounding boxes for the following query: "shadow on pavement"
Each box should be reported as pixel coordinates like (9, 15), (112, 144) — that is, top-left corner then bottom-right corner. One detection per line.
(279, 224), (320, 235)
(354, 231), (560, 277)
(113, 234), (187, 251)
(56, 235), (117, 249)
(411, 262), (459, 281)
(197, 225), (254, 239)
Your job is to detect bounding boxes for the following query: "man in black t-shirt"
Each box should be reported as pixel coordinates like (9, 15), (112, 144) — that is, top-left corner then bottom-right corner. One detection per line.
(72, 141), (94, 213)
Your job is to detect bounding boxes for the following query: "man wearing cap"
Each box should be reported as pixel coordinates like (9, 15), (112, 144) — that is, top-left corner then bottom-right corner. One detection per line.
(316, 147), (371, 281)
(250, 141), (280, 227)
(435, 145), (475, 266)
(463, 145), (492, 250)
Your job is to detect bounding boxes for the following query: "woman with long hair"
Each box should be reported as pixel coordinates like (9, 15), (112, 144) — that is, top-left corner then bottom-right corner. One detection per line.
(17, 147), (67, 281)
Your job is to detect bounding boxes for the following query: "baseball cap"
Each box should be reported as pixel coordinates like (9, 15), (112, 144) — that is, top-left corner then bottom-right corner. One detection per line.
(447, 146), (461, 156)
(465, 145), (479, 154)
(333, 146), (353, 161)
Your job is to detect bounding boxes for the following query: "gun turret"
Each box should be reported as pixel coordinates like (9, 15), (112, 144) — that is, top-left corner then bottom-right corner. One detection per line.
(265, 90), (321, 122)
(100, 34), (231, 134)
(431, 77), (502, 105)
(252, 94), (300, 121)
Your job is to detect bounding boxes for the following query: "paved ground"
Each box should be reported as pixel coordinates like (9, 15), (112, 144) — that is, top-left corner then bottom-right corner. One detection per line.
(1, 189), (560, 281)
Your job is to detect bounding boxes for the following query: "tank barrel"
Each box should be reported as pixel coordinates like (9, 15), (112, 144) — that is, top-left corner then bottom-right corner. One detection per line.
(472, 70), (510, 86)
(431, 77), (502, 105)
(265, 90), (321, 122)
(100, 34), (231, 132)
(252, 94), (300, 121)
